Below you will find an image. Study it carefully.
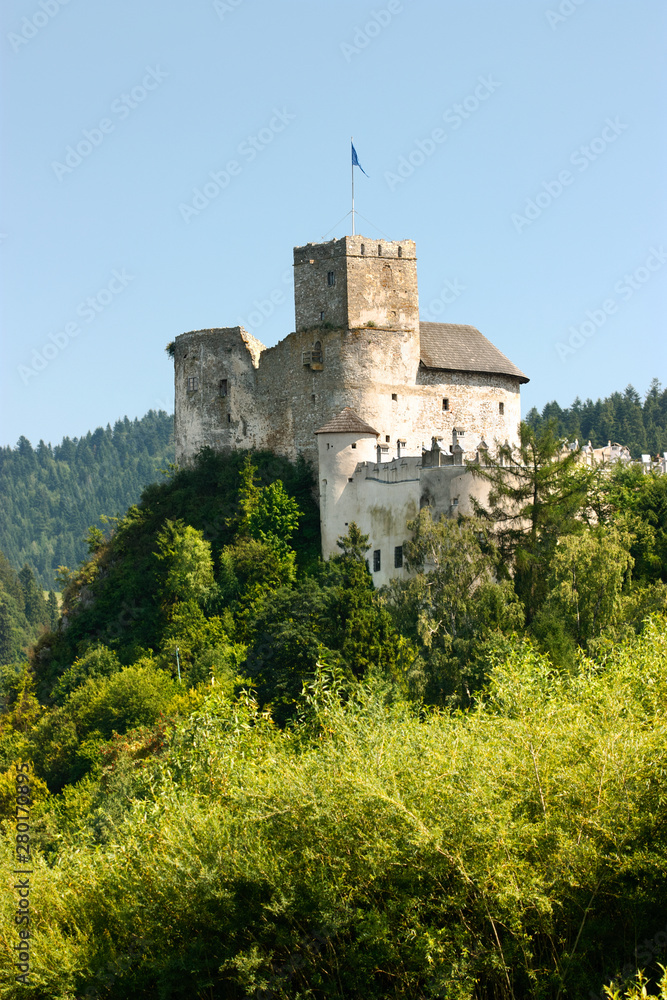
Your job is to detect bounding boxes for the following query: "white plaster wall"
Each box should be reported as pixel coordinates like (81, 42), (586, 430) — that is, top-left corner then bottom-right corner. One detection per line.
(317, 431), (377, 556)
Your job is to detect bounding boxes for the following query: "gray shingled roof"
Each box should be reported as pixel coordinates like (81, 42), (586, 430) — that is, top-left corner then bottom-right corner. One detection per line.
(315, 408), (379, 436)
(420, 322), (529, 383)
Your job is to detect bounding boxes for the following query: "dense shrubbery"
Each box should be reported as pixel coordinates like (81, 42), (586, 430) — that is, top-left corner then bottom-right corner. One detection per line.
(1, 623), (667, 997)
(1, 429), (666, 997)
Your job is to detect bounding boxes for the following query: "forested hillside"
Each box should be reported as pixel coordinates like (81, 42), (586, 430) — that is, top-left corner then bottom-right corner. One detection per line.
(0, 410), (174, 588)
(526, 378), (667, 456)
(0, 556), (56, 666)
(1, 431), (667, 998)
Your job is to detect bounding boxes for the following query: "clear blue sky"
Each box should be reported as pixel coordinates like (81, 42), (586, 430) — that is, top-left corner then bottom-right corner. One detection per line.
(1, 0), (665, 449)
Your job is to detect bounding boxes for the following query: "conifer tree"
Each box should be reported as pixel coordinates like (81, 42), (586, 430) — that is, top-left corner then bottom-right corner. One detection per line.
(471, 421), (593, 621)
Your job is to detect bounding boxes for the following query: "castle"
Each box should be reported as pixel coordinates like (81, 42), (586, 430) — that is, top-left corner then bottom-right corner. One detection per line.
(173, 235), (528, 585)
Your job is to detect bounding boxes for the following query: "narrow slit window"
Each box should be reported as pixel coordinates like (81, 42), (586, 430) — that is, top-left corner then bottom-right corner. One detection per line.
(378, 244), (382, 256)
(397, 246), (403, 257)
(443, 398), (449, 411)
(319, 311), (324, 321)
(373, 549), (381, 572)
(227, 413), (231, 423)
(360, 244), (365, 255)
(219, 379), (228, 397)
(385, 435), (390, 443)
(499, 401), (505, 415)
(394, 545), (403, 569)
(327, 271), (335, 286)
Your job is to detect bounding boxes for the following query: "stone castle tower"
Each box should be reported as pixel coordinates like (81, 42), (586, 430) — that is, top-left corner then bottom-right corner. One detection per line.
(172, 233), (528, 583)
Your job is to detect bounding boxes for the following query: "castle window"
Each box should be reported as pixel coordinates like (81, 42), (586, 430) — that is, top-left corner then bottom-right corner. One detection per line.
(443, 398), (449, 411)
(397, 246), (403, 258)
(452, 497), (459, 507)
(392, 393), (398, 402)
(319, 311), (324, 321)
(385, 435), (390, 443)
(312, 340), (322, 362)
(327, 271), (335, 286)
(348, 477), (354, 482)
(311, 394), (316, 402)
(351, 442), (357, 449)
(373, 549), (381, 572)
(227, 414), (231, 423)
(378, 244), (382, 256)
(499, 402), (505, 415)
(219, 379), (228, 397)
(360, 244), (365, 255)
(394, 545), (403, 569)
(187, 376), (199, 391)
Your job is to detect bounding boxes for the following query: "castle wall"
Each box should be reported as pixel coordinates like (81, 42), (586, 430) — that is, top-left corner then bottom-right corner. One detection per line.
(414, 369), (522, 451)
(318, 453), (495, 588)
(317, 430), (378, 558)
(174, 327), (265, 463)
(174, 326), (523, 471)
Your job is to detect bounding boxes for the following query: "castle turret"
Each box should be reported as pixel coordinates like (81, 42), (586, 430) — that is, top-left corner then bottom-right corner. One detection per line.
(293, 236), (418, 333)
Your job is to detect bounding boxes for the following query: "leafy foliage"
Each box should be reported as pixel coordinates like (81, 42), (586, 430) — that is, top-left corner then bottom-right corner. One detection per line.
(1, 622), (667, 997)
(2, 413), (667, 997)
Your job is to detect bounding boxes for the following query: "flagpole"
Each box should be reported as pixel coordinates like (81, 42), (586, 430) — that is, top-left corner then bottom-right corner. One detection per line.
(351, 136), (355, 236)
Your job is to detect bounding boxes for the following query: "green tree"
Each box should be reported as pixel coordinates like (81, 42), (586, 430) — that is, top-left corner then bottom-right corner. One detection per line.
(0, 598), (12, 666)
(154, 520), (215, 606)
(237, 455), (302, 550)
(471, 421), (592, 621)
(18, 563), (48, 627)
(386, 509), (524, 704)
(531, 527), (634, 661)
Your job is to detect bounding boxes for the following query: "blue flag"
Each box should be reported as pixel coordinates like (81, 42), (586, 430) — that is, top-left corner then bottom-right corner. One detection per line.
(351, 142), (368, 176)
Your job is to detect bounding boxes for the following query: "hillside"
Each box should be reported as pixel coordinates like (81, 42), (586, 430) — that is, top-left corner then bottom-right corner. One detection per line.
(1, 438), (667, 997)
(526, 378), (667, 456)
(0, 410), (174, 589)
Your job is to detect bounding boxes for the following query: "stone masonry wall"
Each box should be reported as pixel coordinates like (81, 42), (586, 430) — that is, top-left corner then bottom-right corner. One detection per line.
(174, 327), (265, 463)
(293, 236), (418, 333)
(175, 326), (523, 471)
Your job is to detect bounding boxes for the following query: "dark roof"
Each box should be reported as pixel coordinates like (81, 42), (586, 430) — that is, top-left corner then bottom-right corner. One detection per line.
(315, 407), (379, 436)
(419, 322), (529, 383)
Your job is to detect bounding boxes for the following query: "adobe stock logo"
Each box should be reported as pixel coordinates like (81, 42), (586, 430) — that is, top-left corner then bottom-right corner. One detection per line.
(51, 67), (168, 181)
(555, 247), (666, 361)
(339, 1), (404, 63)
(18, 269), (134, 384)
(178, 108), (296, 224)
(511, 118), (628, 234)
(385, 76), (501, 191)
(7, 0), (74, 55)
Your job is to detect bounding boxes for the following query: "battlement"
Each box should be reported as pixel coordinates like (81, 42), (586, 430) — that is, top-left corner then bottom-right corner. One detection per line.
(293, 236), (416, 265)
